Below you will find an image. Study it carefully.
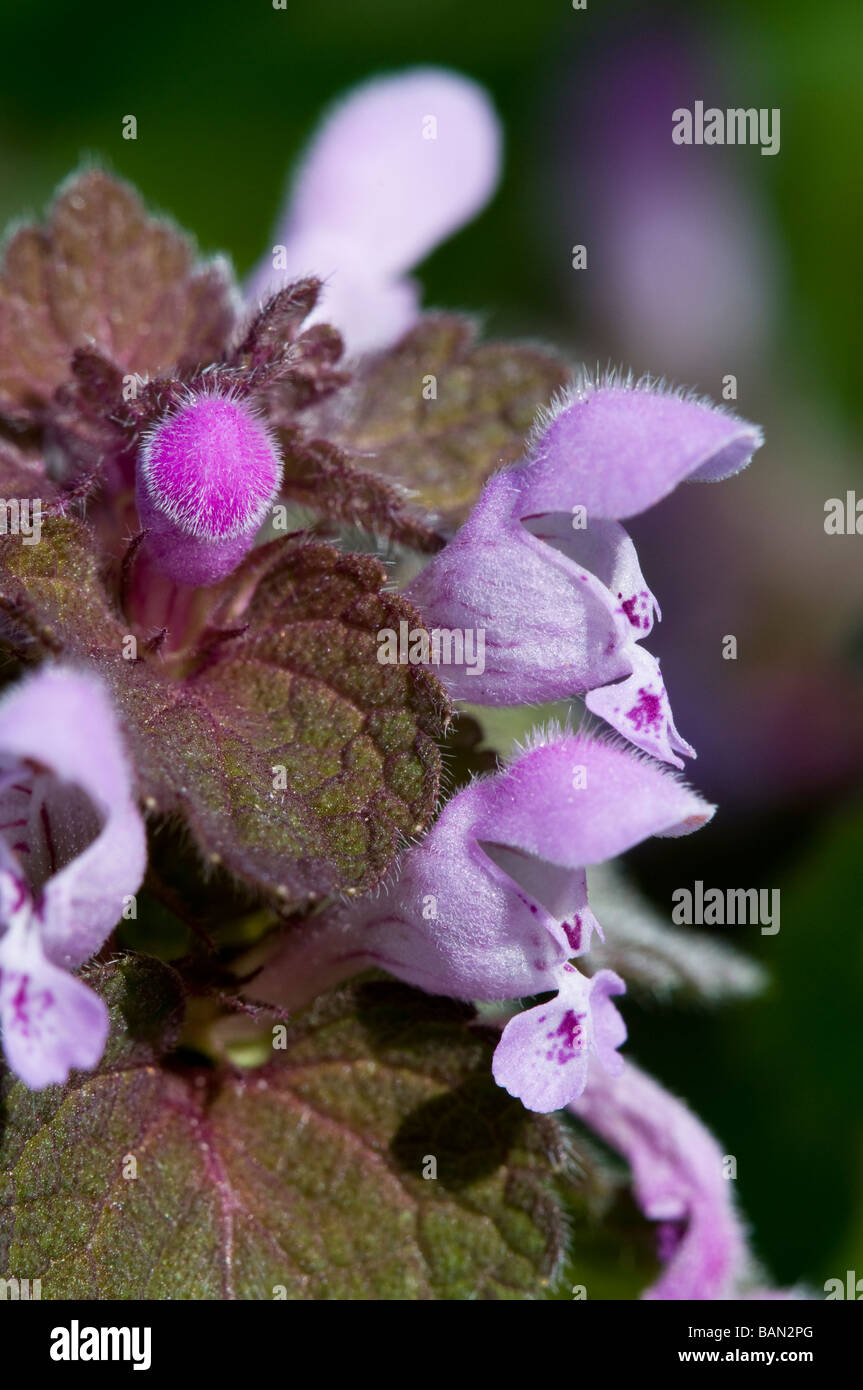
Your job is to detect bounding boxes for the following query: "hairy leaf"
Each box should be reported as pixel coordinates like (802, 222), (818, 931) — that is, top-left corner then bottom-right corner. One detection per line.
(0, 519), (449, 901)
(0, 972), (573, 1300)
(232, 280), (349, 406)
(233, 279), (324, 369)
(0, 169), (236, 424)
(278, 433), (443, 553)
(321, 314), (572, 531)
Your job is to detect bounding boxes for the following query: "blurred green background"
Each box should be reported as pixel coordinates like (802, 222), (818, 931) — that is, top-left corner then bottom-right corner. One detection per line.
(0, 0), (860, 1293)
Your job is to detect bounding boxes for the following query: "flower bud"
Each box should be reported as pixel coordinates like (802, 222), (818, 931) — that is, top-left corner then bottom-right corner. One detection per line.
(136, 391), (282, 585)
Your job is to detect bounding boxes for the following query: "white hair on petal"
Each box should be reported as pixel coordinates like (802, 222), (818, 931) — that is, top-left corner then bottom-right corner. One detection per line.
(506, 712), (712, 805)
(524, 362), (756, 464)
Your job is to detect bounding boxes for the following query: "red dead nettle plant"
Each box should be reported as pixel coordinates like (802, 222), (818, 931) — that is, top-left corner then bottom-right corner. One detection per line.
(0, 69), (796, 1300)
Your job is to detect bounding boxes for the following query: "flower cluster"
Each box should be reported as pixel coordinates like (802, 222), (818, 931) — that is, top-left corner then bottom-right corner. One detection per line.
(0, 67), (784, 1299)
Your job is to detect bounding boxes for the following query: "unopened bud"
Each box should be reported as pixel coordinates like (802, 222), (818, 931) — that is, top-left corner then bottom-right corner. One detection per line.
(135, 391), (282, 585)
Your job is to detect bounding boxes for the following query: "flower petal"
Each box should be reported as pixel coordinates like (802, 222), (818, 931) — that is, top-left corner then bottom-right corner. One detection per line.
(492, 965), (626, 1112)
(356, 789), (573, 1000)
(586, 644), (696, 768)
(405, 474), (628, 704)
(373, 733), (712, 998)
(259, 731), (713, 1005)
(481, 847), (602, 956)
(405, 464), (691, 762)
(0, 666), (147, 968)
(517, 376), (763, 521)
(405, 382), (758, 755)
(0, 918), (108, 1088)
(287, 67), (501, 277)
(248, 68), (501, 351)
(569, 1061), (750, 1299)
(479, 731), (714, 864)
(250, 228), (421, 356)
(590, 969), (628, 1075)
(527, 514), (660, 638)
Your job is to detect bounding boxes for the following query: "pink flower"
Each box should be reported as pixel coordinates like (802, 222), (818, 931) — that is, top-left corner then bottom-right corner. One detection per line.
(406, 372), (763, 765)
(247, 68), (502, 354)
(253, 727), (714, 1109)
(569, 1060), (796, 1300)
(136, 390), (283, 586)
(0, 667), (146, 1087)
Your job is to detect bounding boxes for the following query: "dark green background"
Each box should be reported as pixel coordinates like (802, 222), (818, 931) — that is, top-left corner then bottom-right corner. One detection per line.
(0, 0), (860, 1294)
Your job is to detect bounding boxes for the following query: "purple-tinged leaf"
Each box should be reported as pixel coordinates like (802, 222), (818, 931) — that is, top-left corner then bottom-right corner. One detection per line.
(0, 170), (237, 425)
(0, 519), (449, 901)
(318, 314), (571, 531)
(0, 968), (573, 1299)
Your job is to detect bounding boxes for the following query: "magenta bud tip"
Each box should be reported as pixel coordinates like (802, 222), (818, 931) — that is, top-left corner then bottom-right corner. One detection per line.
(136, 391), (282, 586)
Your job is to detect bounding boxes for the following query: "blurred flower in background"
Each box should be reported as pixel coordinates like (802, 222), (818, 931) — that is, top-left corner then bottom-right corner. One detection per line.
(555, 24), (778, 380)
(548, 15), (863, 815)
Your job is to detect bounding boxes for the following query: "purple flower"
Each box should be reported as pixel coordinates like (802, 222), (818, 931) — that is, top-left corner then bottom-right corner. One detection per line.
(554, 25), (777, 380)
(136, 389), (283, 585)
(406, 372), (763, 765)
(492, 964), (627, 1114)
(570, 1061), (753, 1300)
(0, 667), (146, 1087)
(247, 68), (501, 354)
(0, 71), (789, 1302)
(253, 728), (714, 1109)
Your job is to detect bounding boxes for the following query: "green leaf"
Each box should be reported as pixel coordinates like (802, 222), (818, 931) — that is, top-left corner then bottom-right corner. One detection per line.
(324, 314), (571, 530)
(1, 974), (575, 1300)
(0, 518), (449, 902)
(0, 954), (186, 1278)
(178, 538), (450, 895)
(0, 169), (236, 425)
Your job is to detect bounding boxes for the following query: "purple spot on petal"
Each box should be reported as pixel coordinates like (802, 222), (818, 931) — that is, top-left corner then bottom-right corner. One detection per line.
(619, 590), (651, 631)
(549, 1008), (585, 1060)
(620, 594), (639, 626)
(626, 687), (663, 732)
(563, 916), (582, 952)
